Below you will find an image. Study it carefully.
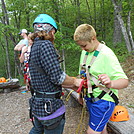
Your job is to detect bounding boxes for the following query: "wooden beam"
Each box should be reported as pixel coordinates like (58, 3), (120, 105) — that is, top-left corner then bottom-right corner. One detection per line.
(108, 112), (134, 134)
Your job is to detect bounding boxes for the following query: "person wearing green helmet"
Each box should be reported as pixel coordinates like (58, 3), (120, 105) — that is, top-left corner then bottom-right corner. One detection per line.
(28, 14), (82, 134)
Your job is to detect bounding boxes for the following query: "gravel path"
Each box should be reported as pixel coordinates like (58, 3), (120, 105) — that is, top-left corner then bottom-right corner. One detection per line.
(0, 88), (85, 134)
(0, 80), (133, 134)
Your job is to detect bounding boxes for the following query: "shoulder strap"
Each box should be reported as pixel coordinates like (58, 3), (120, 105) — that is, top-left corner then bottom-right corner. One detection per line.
(87, 43), (104, 93)
(80, 43), (104, 93)
(32, 64), (46, 74)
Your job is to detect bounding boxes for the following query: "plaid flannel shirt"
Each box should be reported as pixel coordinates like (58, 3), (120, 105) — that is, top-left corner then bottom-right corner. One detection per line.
(29, 38), (66, 117)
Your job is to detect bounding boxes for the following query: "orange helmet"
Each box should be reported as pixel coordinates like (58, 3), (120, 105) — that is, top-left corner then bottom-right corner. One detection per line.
(0, 77), (6, 83)
(109, 105), (130, 122)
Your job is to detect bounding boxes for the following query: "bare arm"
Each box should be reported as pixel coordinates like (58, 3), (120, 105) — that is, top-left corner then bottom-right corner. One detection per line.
(19, 53), (25, 63)
(98, 74), (129, 89)
(19, 46), (28, 63)
(62, 75), (82, 91)
(14, 44), (25, 51)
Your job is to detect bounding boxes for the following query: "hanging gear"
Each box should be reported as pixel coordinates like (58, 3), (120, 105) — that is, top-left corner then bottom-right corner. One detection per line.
(33, 14), (57, 32)
(78, 42), (119, 105)
(109, 105), (130, 122)
(75, 88), (87, 134)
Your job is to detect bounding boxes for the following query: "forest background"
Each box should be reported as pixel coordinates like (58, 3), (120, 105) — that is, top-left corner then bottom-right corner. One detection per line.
(0, 0), (134, 85)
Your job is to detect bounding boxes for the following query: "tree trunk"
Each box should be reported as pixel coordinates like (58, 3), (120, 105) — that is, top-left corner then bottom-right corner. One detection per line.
(62, 45), (66, 72)
(76, 0), (81, 25)
(1, 0), (11, 77)
(1, 0), (9, 25)
(85, 0), (93, 25)
(99, 0), (106, 40)
(1, 0), (23, 77)
(111, 0), (132, 53)
(113, 2), (122, 45)
(4, 36), (11, 78)
(127, 11), (134, 50)
(93, 0), (97, 29)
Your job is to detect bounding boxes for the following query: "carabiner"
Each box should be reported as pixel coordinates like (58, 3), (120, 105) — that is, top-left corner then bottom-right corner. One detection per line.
(44, 100), (53, 114)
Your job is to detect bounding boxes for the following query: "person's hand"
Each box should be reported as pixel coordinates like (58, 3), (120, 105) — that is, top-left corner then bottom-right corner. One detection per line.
(62, 76), (83, 91)
(72, 78), (83, 91)
(98, 74), (112, 88)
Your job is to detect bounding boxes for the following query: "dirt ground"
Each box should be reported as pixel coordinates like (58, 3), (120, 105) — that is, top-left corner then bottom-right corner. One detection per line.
(0, 55), (133, 134)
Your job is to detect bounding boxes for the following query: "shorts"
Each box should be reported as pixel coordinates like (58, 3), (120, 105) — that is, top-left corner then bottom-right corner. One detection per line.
(85, 97), (115, 132)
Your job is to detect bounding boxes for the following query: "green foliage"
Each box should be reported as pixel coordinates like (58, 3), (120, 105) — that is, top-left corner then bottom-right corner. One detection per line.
(16, 75), (25, 86)
(110, 42), (129, 62)
(55, 31), (64, 46)
(64, 49), (81, 77)
(1, 0), (134, 80)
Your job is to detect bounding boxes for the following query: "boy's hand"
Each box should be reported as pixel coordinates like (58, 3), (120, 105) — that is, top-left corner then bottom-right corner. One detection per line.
(98, 74), (112, 88)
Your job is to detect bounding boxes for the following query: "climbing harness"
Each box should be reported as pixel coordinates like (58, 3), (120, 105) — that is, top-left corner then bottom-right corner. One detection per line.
(33, 91), (62, 114)
(34, 91), (62, 99)
(75, 42), (119, 134)
(29, 91), (62, 126)
(77, 42), (119, 104)
(67, 43), (119, 134)
(28, 46), (64, 123)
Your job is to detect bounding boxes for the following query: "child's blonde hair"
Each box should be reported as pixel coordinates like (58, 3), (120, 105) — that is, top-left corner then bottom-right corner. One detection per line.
(74, 24), (96, 42)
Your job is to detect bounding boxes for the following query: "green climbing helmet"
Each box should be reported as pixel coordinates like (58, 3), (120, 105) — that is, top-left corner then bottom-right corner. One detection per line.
(33, 14), (57, 31)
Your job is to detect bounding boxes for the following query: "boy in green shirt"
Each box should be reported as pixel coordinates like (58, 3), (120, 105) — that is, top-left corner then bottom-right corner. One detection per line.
(74, 24), (128, 134)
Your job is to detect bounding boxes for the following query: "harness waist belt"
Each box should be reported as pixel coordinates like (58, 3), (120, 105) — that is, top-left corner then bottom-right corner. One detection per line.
(34, 91), (61, 99)
(91, 90), (119, 105)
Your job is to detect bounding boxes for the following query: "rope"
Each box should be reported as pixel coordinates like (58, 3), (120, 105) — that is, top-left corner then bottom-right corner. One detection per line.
(75, 89), (87, 134)
(65, 90), (74, 102)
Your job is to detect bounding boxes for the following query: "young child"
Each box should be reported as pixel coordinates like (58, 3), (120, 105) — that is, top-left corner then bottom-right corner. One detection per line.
(19, 33), (34, 95)
(73, 24), (129, 134)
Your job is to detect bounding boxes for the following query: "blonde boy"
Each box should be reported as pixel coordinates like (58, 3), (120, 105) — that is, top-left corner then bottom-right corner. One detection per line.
(74, 24), (128, 134)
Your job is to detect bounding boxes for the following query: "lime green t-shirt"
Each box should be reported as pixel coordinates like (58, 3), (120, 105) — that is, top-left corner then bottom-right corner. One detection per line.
(79, 44), (128, 102)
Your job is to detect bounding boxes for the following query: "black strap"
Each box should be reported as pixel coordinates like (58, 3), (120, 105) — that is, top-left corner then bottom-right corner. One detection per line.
(91, 90), (119, 105)
(34, 91), (61, 99)
(83, 85), (97, 98)
(89, 85), (97, 98)
(33, 64), (46, 74)
(108, 91), (119, 105)
(29, 106), (35, 126)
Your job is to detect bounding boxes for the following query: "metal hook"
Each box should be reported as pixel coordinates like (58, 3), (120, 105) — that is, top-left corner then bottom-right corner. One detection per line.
(44, 100), (53, 114)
